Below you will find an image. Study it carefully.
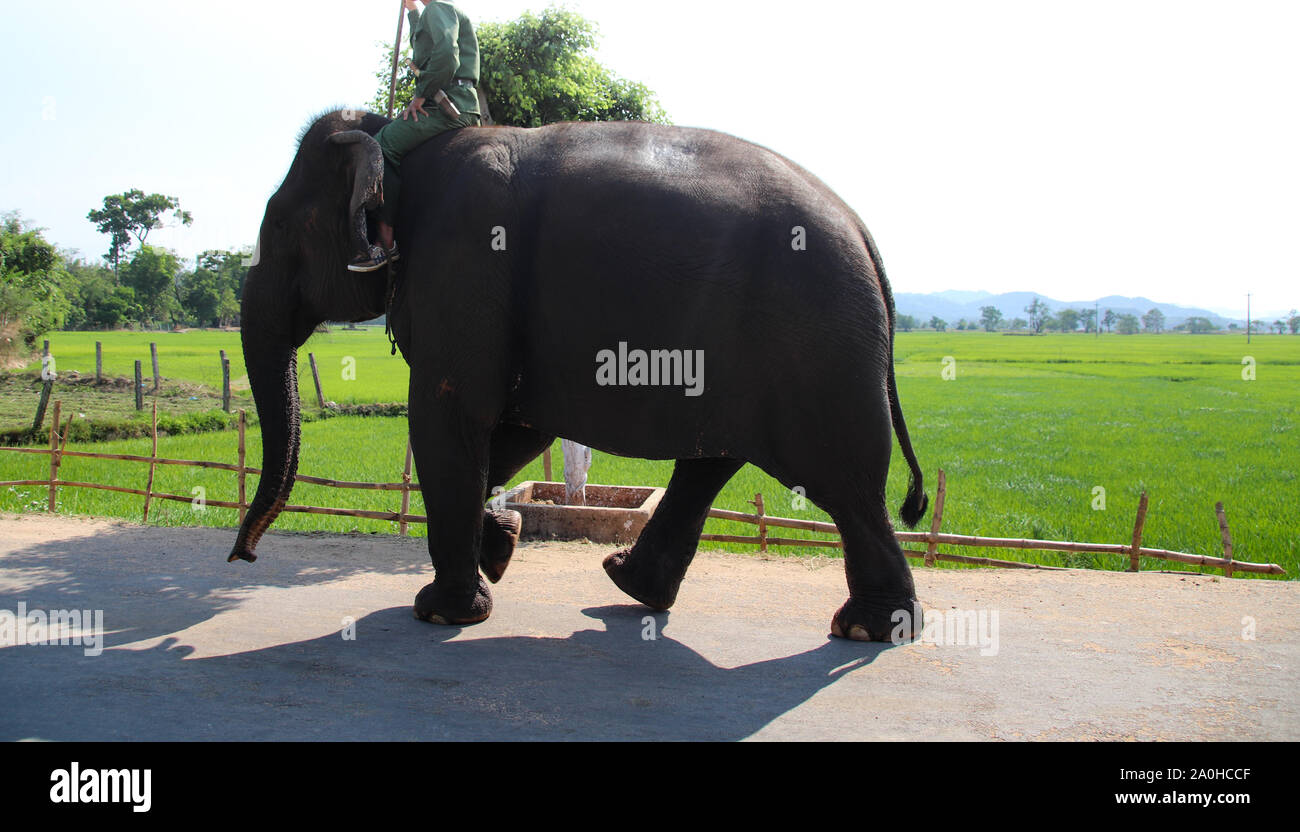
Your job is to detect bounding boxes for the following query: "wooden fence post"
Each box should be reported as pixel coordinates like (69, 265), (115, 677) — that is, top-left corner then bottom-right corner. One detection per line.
(753, 493), (767, 553)
(1129, 491), (1149, 572)
(43, 339), (49, 357)
(308, 352), (325, 409)
(95, 341), (103, 383)
(925, 468), (947, 567)
(237, 409), (247, 524)
(400, 437), (414, 536)
(150, 342), (160, 391)
(142, 402), (158, 522)
(543, 446), (553, 482)
(32, 379), (54, 431)
(222, 357), (231, 413)
(47, 400), (61, 512)
(1215, 501), (1234, 578)
(134, 360), (143, 410)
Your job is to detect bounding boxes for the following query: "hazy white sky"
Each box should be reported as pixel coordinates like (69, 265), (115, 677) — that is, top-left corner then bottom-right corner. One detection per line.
(2, 0), (1296, 316)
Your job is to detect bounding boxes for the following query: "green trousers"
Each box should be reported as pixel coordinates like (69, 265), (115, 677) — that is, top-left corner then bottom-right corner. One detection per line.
(374, 102), (480, 225)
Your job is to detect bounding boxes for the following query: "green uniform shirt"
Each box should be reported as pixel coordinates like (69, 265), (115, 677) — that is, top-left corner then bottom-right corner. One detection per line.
(409, 1), (479, 115)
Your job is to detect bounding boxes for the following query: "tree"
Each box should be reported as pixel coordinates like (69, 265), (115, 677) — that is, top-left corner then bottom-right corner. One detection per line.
(87, 189), (192, 278)
(979, 305), (1003, 332)
(370, 8), (668, 127)
(1, 213), (71, 349)
(120, 245), (181, 325)
(1116, 313), (1140, 335)
(1008, 317), (1028, 331)
(1025, 297), (1049, 334)
(178, 249), (249, 326)
(1102, 308), (1116, 333)
(1081, 308), (1098, 333)
(1057, 308), (1081, 333)
(1273, 319), (1286, 335)
(929, 316), (947, 332)
(896, 313), (917, 332)
(1289, 310), (1299, 334)
(1142, 307), (1165, 333)
(1185, 316), (1216, 334)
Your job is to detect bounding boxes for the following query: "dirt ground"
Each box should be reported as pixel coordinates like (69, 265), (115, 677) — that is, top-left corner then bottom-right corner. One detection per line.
(1, 513), (1296, 741)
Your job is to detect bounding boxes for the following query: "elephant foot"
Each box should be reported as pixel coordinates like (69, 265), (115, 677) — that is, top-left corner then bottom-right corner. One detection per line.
(602, 548), (681, 611)
(830, 595), (924, 643)
(413, 574), (493, 625)
(480, 509), (522, 584)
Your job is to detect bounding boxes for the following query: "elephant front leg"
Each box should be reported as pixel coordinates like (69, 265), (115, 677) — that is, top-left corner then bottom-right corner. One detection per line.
(409, 407), (495, 626)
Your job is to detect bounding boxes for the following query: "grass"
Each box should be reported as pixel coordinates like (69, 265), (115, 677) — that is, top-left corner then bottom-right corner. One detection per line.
(1, 330), (1296, 578)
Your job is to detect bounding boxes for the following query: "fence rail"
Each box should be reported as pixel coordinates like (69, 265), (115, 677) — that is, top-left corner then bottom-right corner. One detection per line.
(0, 400), (1285, 578)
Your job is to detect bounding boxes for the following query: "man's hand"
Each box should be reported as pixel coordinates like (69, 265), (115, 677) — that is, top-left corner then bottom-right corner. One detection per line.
(402, 97), (430, 122)
(403, 0), (418, 11)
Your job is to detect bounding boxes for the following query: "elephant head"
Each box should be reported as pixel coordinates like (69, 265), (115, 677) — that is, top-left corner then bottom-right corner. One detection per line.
(228, 110), (391, 563)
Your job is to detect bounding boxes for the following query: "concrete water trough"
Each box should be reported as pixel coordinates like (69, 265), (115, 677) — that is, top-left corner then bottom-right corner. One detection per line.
(501, 481), (666, 544)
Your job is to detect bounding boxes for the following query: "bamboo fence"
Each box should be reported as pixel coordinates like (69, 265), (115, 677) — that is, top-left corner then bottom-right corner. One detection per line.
(0, 400), (1286, 578)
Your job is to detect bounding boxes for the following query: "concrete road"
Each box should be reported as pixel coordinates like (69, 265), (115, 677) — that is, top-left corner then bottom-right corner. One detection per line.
(1, 513), (1296, 740)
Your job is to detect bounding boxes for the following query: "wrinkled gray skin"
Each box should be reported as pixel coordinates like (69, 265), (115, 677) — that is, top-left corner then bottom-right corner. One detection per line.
(229, 109), (928, 641)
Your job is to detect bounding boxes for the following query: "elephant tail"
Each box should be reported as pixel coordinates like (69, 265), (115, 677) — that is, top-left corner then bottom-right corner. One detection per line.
(863, 224), (929, 529)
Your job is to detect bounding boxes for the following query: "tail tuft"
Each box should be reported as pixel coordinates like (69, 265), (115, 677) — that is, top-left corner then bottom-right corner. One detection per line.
(899, 474), (928, 529)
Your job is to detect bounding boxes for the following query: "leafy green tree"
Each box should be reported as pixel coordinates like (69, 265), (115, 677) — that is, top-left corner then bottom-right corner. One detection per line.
(1, 213), (71, 348)
(1116, 313), (1140, 335)
(929, 316), (946, 332)
(369, 8), (668, 126)
(896, 313), (917, 332)
(87, 190), (192, 278)
(1008, 317), (1028, 331)
(1081, 308), (1098, 333)
(1057, 308), (1080, 332)
(1025, 297), (1049, 334)
(1288, 309), (1298, 334)
(1185, 316), (1216, 334)
(120, 245), (181, 325)
(1142, 307), (1165, 333)
(178, 249), (249, 326)
(1102, 308), (1115, 333)
(979, 305), (1003, 332)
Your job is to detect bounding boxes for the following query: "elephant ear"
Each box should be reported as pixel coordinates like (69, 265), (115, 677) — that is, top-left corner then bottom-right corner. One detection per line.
(327, 130), (385, 216)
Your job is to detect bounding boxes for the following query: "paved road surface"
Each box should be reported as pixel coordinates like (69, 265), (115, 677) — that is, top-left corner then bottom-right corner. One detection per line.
(1, 514), (1296, 740)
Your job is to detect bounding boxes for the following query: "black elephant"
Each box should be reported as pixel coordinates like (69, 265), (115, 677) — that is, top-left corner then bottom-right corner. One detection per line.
(229, 109), (929, 641)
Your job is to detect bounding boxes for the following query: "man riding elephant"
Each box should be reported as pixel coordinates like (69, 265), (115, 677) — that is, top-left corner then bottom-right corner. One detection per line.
(349, 0), (481, 272)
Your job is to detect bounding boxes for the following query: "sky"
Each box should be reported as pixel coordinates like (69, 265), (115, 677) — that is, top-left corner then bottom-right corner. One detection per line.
(2, 0), (1297, 317)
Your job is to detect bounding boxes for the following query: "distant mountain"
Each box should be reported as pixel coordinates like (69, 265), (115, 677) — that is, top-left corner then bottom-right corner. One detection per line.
(894, 291), (1236, 329)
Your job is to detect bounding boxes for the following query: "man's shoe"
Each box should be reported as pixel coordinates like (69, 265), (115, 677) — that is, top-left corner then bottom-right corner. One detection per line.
(347, 245), (389, 273)
(387, 241), (400, 263)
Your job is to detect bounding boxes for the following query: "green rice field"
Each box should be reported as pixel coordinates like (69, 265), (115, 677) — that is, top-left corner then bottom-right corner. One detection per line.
(2, 329), (1296, 577)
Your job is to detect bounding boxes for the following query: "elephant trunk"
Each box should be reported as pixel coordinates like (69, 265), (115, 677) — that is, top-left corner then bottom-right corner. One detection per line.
(228, 294), (302, 563)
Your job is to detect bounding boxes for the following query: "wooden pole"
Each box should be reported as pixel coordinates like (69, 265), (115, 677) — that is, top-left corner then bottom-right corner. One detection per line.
(1215, 501), (1234, 578)
(42, 339), (49, 357)
(754, 493), (767, 553)
(308, 352), (325, 409)
(543, 446), (553, 482)
(237, 409), (247, 523)
(32, 379), (53, 431)
(134, 360), (143, 410)
(925, 468), (947, 567)
(400, 437), (414, 536)
(47, 400), (61, 512)
(142, 401), (158, 522)
(387, 1), (406, 118)
(150, 341), (160, 391)
(95, 341), (102, 383)
(222, 357), (232, 413)
(1129, 491), (1148, 572)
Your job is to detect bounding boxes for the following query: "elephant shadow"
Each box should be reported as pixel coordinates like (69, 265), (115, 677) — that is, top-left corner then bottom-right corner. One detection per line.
(0, 524), (896, 740)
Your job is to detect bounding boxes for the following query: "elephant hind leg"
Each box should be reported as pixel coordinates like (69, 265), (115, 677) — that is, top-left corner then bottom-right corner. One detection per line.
(604, 457), (743, 610)
(826, 499), (922, 643)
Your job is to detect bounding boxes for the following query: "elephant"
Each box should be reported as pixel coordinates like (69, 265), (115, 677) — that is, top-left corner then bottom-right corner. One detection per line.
(228, 108), (929, 642)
